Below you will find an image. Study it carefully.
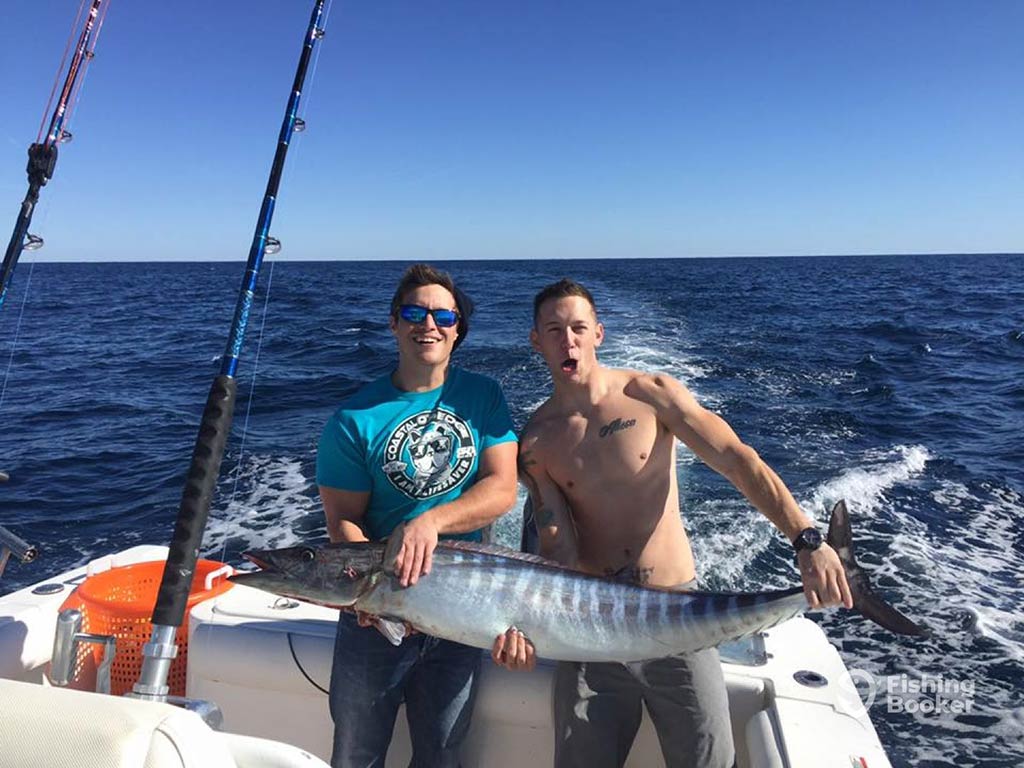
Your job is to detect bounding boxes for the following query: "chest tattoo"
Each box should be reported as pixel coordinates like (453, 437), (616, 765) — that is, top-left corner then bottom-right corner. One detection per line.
(599, 417), (637, 438)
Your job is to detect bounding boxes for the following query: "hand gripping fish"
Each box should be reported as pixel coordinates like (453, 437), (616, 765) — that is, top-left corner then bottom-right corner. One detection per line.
(229, 501), (927, 662)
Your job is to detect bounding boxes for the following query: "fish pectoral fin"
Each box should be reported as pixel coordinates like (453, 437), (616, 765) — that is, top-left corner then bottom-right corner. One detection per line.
(374, 617), (409, 646)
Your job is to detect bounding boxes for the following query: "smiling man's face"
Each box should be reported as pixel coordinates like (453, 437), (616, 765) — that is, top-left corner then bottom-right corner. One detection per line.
(390, 283), (460, 367)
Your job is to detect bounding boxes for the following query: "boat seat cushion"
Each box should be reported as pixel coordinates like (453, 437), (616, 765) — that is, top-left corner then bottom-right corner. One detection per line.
(0, 677), (322, 768)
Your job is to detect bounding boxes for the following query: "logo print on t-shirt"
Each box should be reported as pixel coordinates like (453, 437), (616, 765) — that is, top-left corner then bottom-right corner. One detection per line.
(382, 410), (476, 499)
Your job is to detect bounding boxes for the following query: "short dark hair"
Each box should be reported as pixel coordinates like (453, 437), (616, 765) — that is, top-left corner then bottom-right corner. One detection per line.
(390, 264), (474, 351)
(532, 278), (597, 326)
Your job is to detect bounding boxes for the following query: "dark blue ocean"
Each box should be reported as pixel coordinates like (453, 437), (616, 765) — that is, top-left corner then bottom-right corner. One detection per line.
(1, 255), (1022, 766)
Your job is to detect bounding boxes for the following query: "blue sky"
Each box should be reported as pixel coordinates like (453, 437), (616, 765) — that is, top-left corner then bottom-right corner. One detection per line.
(2, 0), (1022, 261)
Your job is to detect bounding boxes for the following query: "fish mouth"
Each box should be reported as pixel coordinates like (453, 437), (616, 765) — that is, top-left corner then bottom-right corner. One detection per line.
(241, 550), (276, 572)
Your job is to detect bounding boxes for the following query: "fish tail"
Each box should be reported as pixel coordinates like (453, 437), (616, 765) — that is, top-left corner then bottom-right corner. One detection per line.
(827, 499), (929, 637)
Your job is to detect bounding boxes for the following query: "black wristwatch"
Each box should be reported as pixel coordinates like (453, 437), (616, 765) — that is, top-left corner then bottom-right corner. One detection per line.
(792, 527), (823, 555)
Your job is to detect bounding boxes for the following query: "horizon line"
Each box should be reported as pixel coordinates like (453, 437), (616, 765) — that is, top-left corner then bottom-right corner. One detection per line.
(20, 251), (1024, 265)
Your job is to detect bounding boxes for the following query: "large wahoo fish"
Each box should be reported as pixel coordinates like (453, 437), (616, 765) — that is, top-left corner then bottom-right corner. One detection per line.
(229, 500), (926, 661)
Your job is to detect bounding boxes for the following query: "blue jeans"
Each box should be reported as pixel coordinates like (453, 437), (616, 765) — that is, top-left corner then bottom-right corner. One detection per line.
(328, 612), (482, 768)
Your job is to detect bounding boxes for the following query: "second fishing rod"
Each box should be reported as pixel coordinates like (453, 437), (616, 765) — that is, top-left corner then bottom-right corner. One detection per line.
(1, 0), (109, 314)
(134, 0), (330, 701)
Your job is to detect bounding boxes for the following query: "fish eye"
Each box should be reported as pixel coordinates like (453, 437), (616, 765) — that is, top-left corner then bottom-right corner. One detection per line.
(300, 547), (316, 562)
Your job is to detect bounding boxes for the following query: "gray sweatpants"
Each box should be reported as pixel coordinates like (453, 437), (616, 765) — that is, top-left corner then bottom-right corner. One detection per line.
(552, 581), (735, 768)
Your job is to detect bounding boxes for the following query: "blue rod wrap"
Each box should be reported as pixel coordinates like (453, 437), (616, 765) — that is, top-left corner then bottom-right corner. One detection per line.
(220, 0), (324, 377)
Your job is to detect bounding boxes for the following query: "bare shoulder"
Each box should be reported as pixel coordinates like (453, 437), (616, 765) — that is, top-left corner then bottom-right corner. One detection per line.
(620, 369), (687, 397)
(599, 367), (653, 393)
(522, 399), (559, 437)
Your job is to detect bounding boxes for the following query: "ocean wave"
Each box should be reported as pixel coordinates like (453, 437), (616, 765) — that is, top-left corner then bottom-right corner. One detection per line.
(804, 445), (931, 518)
(203, 454), (322, 559)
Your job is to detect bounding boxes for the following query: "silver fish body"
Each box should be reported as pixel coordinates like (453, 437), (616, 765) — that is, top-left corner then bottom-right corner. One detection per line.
(232, 541), (807, 662)
(229, 501), (926, 661)
(354, 546), (807, 661)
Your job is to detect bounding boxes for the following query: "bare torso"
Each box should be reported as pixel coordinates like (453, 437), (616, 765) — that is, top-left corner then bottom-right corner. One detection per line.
(526, 369), (696, 587)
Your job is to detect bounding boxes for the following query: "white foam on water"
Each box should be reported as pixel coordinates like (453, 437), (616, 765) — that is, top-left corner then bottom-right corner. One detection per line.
(491, 486), (529, 549)
(686, 499), (780, 588)
(747, 366), (857, 403)
(203, 454), (321, 557)
(972, 604), (1024, 662)
(522, 395), (549, 414)
(590, 287), (713, 402)
(680, 445), (936, 593)
(674, 442), (700, 466)
(901, 480), (1024, 663)
(601, 323), (710, 396)
(803, 444), (931, 519)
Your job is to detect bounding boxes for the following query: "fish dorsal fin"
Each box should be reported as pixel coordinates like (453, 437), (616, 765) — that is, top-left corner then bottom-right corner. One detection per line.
(439, 540), (567, 569)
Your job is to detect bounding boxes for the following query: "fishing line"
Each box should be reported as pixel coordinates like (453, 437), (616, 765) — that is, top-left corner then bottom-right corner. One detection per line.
(0, 263), (35, 412)
(62, 1), (111, 136)
(35, 0), (110, 147)
(287, 632), (330, 695)
(267, 0), (335, 233)
(0, 168), (56, 414)
(36, 0), (87, 143)
(297, 0), (335, 125)
(215, 0), (334, 562)
(220, 259), (276, 565)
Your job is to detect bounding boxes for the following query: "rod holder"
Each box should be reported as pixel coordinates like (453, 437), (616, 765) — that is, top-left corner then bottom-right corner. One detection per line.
(131, 624), (178, 700)
(50, 609), (117, 694)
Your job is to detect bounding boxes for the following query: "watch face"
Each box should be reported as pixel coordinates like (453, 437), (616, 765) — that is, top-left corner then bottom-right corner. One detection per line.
(802, 528), (823, 548)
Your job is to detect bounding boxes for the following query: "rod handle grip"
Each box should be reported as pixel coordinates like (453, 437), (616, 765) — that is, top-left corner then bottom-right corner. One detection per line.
(152, 375), (236, 627)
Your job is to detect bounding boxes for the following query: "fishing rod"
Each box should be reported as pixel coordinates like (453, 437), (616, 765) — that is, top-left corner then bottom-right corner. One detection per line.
(133, 0), (329, 701)
(0, 0), (109, 314)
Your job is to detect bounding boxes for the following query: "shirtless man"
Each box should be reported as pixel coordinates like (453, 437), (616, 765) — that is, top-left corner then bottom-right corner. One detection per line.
(492, 278), (853, 768)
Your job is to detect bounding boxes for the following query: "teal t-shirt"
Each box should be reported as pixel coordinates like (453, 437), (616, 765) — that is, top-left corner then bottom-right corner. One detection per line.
(316, 367), (517, 541)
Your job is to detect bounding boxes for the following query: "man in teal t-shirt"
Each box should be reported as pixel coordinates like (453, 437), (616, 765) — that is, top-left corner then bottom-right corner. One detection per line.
(318, 366), (516, 542)
(316, 264), (518, 768)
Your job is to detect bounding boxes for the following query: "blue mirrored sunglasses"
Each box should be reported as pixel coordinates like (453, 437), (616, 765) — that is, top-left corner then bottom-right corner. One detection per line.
(398, 304), (460, 328)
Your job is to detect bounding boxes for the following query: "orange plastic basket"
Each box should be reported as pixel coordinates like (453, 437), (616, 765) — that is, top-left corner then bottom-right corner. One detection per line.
(58, 559), (234, 696)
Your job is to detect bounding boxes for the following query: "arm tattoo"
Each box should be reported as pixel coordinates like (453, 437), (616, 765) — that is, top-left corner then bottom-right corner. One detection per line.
(518, 449), (538, 472)
(599, 418), (637, 438)
(518, 449), (548, 526)
(519, 448), (560, 529)
(519, 464), (541, 499)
